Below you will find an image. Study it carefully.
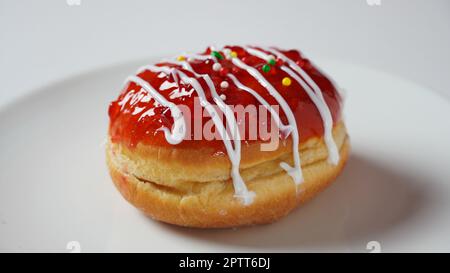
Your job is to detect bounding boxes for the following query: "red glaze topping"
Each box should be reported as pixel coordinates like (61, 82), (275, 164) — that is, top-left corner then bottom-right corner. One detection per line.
(108, 46), (342, 151)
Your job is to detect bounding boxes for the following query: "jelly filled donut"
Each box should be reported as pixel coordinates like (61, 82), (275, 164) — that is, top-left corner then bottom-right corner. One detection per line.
(106, 45), (350, 228)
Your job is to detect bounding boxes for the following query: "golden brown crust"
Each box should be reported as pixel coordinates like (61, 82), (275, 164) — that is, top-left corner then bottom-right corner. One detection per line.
(106, 122), (350, 228)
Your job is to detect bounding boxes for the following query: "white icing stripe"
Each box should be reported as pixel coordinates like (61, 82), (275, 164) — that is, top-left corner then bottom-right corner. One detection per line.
(280, 66), (339, 164)
(186, 53), (218, 62)
(137, 64), (255, 205)
(175, 70), (255, 205)
(170, 60), (256, 204)
(244, 47), (273, 62)
(230, 55), (303, 185)
(226, 73), (293, 137)
(261, 47), (340, 165)
(170, 60), (242, 148)
(125, 75), (186, 145)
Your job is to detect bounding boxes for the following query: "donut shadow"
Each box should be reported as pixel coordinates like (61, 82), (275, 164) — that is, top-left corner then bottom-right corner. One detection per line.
(158, 154), (432, 251)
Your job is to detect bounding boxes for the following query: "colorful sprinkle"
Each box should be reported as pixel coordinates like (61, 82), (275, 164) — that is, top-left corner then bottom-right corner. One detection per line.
(282, 77), (292, 86)
(212, 63), (222, 71)
(220, 94), (227, 100)
(220, 81), (229, 89)
(176, 55), (186, 61)
(211, 51), (224, 60)
(230, 51), (238, 58)
(262, 64), (271, 73)
(268, 58), (276, 66)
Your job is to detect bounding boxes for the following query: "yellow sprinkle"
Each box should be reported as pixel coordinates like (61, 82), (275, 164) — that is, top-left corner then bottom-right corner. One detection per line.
(177, 55), (186, 61)
(230, 51), (238, 58)
(282, 77), (292, 86)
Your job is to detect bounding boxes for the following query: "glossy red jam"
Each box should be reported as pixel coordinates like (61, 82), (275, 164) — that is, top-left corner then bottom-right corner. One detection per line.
(108, 46), (342, 151)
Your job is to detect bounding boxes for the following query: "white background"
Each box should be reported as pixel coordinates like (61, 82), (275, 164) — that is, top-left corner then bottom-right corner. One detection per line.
(1, 0), (449, 108)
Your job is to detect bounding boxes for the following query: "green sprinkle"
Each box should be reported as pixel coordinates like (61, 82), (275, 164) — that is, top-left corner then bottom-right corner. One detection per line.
(262, 64), (271, 73)
(211, 51), (224, 60)
(268, 58), (276, 66)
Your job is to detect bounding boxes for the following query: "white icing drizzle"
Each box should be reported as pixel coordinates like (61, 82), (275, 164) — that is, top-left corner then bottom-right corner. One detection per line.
(125, 75), (186, 145)
(258, 47), (339, 165)
(180, 60), (256, 204)
(137, 63), (255, 205)
(229, 54), (303, 185)
(160, 80), (178, 91)
(226, 73), (293, 137)
(185, 53), (218, 62)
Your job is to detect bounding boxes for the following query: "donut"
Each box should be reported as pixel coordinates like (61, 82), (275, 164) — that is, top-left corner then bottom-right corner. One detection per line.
(106, 46), (350, 228)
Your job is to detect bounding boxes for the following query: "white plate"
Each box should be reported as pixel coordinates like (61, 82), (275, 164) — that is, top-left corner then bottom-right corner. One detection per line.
(1, 58), (450, 253)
